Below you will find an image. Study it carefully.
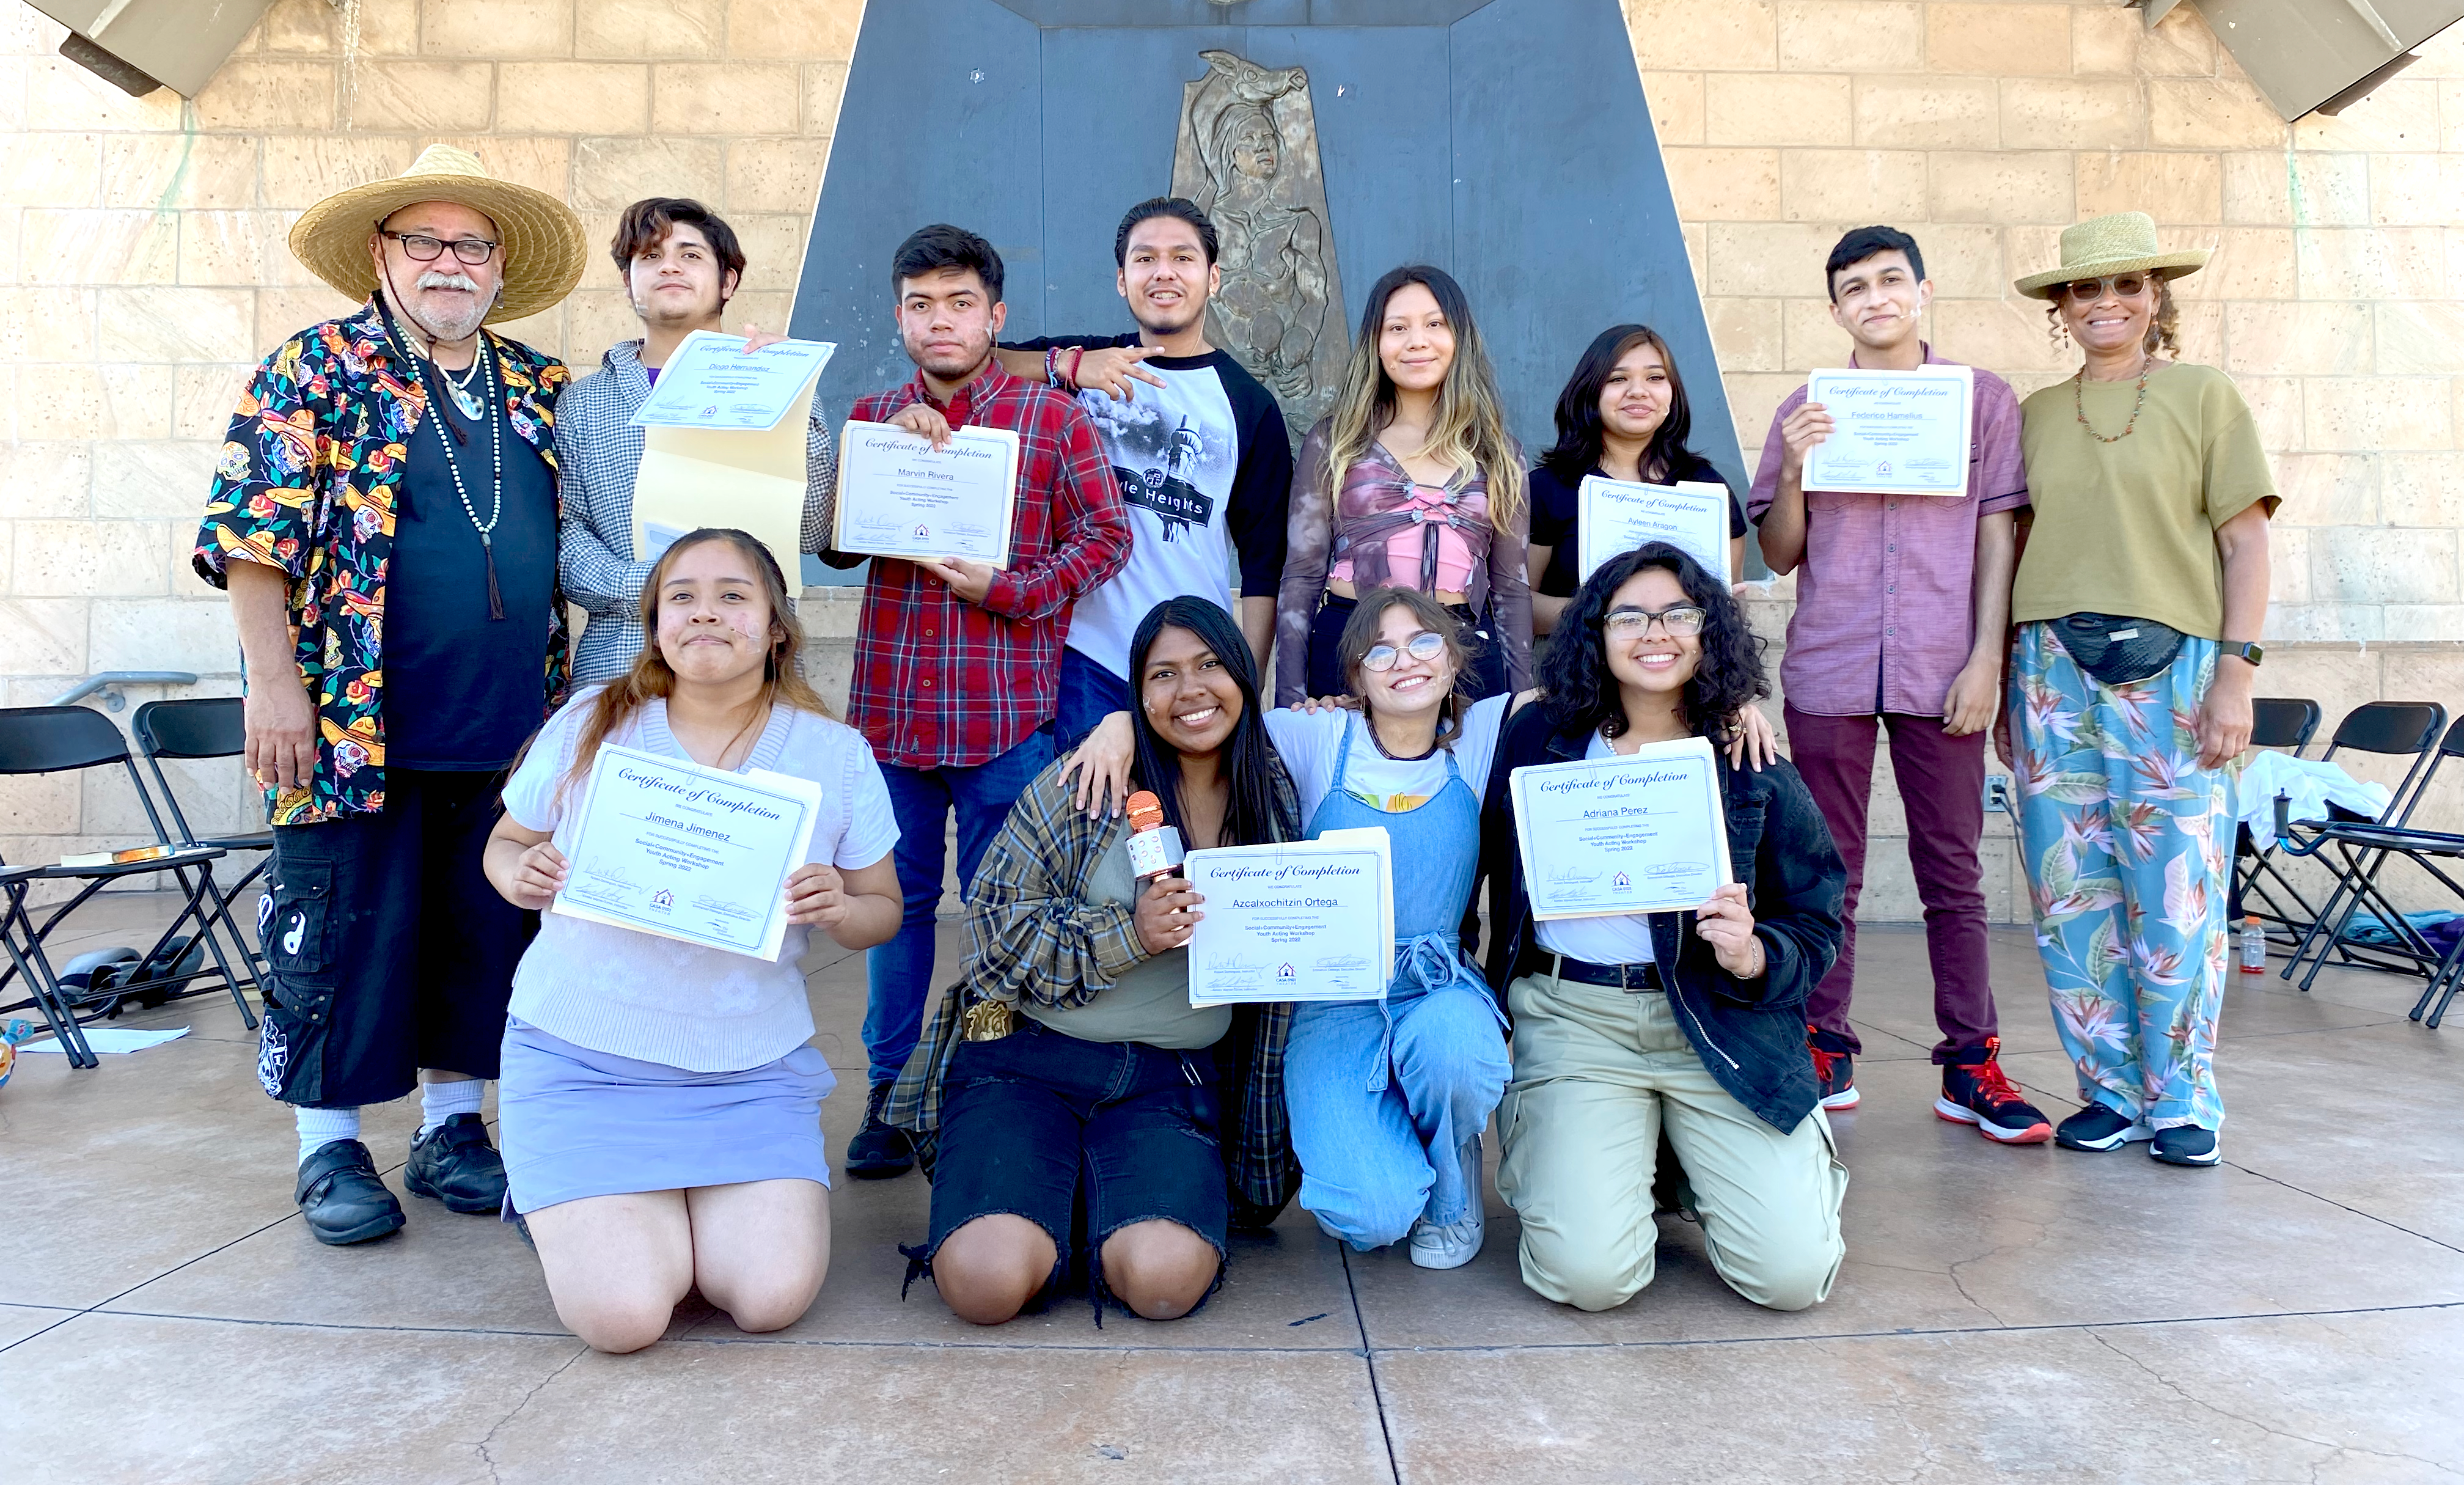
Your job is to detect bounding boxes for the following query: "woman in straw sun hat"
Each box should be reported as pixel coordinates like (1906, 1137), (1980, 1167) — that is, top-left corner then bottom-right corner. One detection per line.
(2003, 210), (2276, 1171)
(193, 145), (590, 1248)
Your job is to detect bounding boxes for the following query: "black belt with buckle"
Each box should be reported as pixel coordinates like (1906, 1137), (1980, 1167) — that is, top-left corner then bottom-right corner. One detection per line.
(1552, 955), (1661, 991)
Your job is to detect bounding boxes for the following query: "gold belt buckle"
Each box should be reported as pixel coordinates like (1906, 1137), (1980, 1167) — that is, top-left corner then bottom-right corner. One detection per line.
(961, 997), (1016, 1042)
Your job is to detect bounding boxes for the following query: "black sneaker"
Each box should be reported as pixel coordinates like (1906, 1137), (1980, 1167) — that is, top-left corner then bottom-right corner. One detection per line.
(295, 1139), (406, 1246)
(1935, 1038), (2053, 1144)
(405, 1112), (508, 1214)
(1808, 1027), (1858, 1111)
(2053, 1103), (2153, 1152)
(845, 1080), (914, 1180)
(2150, 1125), (2221, 1167)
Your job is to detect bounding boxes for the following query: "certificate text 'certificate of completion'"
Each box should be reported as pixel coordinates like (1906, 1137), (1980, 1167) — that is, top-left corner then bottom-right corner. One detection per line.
(1183, 831), (1392, 1005)
(552, 744), (821, 962)
(1510, 737), (1732, 919)
(833, 420), (1019, 566)
(1577, 476), (1731, 584)
(1805, 365), (1973, 498)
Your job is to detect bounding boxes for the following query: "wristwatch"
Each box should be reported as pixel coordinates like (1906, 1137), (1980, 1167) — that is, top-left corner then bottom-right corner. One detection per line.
(2223, 641), (2264, 667)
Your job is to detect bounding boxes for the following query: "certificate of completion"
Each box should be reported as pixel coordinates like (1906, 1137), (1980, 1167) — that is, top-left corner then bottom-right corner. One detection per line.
(551, 744), (821, 962)
(631, 332), (837, 431)
(832, 420), (1021, 566)
(1804, 365), (1973, 498)
(1509, 738), (1733, 919)
(1183, 829), (1393, 1005)
(1577, 476), (1732, 584)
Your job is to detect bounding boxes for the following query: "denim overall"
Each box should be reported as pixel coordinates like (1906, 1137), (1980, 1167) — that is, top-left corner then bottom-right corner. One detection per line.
(1284, 714), (1511, 1249)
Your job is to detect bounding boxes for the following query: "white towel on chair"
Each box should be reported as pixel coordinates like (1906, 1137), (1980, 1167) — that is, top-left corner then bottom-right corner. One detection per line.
(2239, 751), (2392, 846)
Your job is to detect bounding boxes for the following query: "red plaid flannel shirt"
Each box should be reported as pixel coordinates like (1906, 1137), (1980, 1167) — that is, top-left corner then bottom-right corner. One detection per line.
(843, 362), (1129, 768)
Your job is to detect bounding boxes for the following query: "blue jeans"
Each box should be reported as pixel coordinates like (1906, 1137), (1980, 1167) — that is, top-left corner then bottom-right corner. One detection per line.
(864, 728), (1055, 1085)
(1054, 647), (1131, 753)
(1283, 978), (1510, 1249)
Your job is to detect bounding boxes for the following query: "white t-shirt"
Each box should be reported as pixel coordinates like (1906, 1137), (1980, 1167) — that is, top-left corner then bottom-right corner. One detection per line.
(1264, 692), (1512, 820)
(1533, 729), (1659, 967)
(500, 690), (899, 1072)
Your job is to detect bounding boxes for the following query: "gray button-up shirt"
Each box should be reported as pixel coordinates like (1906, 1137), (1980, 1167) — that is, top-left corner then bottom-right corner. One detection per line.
(554, 338), (837, 684)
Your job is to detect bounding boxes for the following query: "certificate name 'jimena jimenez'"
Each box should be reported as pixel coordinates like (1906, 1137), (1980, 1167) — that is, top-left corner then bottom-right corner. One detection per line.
(553, 744), (822, 962)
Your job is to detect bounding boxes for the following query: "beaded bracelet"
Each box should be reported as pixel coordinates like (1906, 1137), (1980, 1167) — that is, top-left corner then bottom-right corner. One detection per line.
(1044, 345), (1065, 389)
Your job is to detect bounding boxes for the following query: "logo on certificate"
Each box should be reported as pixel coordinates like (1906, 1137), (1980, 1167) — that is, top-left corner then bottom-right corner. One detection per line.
(651, 889), (674, 911)
(1876, 461), (1893, 476)
(1612, 872), (1632, 892)
(1277, 963), (1296, 982)
(700, 405), (718, 417)
(912, 523), (930, 541)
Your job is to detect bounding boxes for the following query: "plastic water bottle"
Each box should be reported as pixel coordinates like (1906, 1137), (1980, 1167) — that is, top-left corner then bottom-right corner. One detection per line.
(2238, 915), (2267, 975)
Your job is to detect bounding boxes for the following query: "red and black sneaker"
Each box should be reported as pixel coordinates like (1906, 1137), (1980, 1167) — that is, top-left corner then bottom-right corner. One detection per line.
(1808, 1026), (1858, 1111)
(1935, 1038), (2052, 1144)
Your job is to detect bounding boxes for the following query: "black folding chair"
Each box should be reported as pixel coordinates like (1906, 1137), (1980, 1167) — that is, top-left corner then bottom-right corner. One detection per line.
(131, 698), (271, 1003)
(2228, 697), (2325, 946)
(2273, 706), (2457, 993)
(0, 706), (253, 1068)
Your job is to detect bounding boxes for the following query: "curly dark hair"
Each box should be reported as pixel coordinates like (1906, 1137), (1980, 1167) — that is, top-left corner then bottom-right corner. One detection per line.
(1538, 541), (1767, 745)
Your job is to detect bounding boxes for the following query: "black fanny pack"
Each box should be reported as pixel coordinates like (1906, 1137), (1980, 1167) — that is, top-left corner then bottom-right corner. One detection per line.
(2053, 612), (2186, 687)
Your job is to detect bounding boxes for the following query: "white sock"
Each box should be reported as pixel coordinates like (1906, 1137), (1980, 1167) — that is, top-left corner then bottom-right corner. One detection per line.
(418, 1079), (486, 1138)
(296, 1106), (361, 1165)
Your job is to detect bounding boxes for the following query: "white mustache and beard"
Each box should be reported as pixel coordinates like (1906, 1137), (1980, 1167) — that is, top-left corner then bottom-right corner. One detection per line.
(387, 269), (497, 343)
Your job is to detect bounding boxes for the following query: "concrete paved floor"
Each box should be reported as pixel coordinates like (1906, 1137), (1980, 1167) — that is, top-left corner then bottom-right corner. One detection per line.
(3, 897), (2460, 1483)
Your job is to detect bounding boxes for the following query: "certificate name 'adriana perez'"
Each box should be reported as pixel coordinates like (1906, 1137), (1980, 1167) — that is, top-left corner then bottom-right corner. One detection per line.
(553, 744), (821, 963)
(832, 419), (1019, 566)
(1509, 737), (1734, 919)
(1183, 842), (1390, 1005)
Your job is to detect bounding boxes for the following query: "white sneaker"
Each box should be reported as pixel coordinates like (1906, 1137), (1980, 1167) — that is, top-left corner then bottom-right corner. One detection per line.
(1408, 1135), (1487, 1270)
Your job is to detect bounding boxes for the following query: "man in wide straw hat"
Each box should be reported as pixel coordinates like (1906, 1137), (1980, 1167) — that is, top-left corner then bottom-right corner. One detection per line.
(194, 145), (585, 1245)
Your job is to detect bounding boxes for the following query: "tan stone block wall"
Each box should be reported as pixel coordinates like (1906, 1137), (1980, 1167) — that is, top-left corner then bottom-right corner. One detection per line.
(0, 0), (2458, 928)
(0, 0), (860, 873)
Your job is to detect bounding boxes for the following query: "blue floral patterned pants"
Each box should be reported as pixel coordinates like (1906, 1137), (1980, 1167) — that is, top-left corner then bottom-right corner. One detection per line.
(2011, 624), (2232, 1132)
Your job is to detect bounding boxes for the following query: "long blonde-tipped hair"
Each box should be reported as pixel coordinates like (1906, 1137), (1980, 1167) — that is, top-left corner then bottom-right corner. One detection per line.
(556, 527), (829, 799)
(1324, 264), (1525, 531)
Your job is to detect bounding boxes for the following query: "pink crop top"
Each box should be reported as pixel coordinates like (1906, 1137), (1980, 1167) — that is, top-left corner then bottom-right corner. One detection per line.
(1327, 483), (1480, 593)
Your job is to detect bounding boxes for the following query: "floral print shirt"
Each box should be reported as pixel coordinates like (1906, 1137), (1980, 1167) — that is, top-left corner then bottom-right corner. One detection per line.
(193, 298), (571, 824)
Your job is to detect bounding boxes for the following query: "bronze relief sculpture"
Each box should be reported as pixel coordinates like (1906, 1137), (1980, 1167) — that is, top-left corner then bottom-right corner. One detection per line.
(1172, 49), (1347, 447)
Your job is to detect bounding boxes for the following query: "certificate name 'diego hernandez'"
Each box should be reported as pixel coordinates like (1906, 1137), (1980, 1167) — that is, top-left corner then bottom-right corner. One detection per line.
(1509, 737), (1733, 919)
(552, 744), (822, 962)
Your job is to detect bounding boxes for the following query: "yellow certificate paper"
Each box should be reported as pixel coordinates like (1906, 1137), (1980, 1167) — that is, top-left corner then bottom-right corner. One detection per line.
(628, 329), (835, 582)
(551, 744), (821, 962)
(1182, 827), (1393, 1005)
(832, 420), (1021, 566)
(1509, 738), (1732, 919)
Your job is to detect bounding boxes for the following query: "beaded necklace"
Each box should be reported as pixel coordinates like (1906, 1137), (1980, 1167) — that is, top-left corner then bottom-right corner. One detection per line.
(2072, 354), (2152, 444)
(424, 341), (508, 620)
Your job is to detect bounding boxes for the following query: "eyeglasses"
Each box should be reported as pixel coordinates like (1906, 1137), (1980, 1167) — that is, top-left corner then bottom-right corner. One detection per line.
(382, 230), (499, 266)
(1603, 604), (1707, 639)
(2056, 274), (2151, 304)
(1361, 631), (1447, 672)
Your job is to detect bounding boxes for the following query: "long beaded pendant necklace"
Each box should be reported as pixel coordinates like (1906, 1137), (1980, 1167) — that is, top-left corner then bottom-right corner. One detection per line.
(2072, 353), (2152, 444)
(424, 341), (508, 620)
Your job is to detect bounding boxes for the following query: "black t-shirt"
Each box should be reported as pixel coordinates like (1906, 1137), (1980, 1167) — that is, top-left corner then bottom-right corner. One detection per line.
(385, 368), (558, 769)
(1527, 452), (1748, 597)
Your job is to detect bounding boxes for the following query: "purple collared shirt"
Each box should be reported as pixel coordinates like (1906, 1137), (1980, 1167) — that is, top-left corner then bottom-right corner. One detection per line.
(1748, 346), (2028, 718)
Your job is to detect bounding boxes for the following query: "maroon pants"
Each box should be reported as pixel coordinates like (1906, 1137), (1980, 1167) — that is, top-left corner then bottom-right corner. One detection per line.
(1785, 705), (1995, 1064)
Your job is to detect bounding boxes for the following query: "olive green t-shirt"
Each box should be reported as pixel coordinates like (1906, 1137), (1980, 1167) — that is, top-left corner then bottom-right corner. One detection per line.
(2012, 362), (2277, 639)
(1019, 836), (1231, 1051)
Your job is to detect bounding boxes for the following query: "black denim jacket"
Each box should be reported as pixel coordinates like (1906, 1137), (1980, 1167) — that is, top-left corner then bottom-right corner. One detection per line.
(1477, 703), (1847, 1134)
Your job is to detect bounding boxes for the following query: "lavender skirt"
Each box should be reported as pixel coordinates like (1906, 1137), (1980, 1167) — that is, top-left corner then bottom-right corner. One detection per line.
(497, 1017), (835, 1216)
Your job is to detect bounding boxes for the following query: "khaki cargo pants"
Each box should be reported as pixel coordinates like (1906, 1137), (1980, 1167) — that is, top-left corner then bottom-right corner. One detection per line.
(1497, 969), (1848, 1313)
